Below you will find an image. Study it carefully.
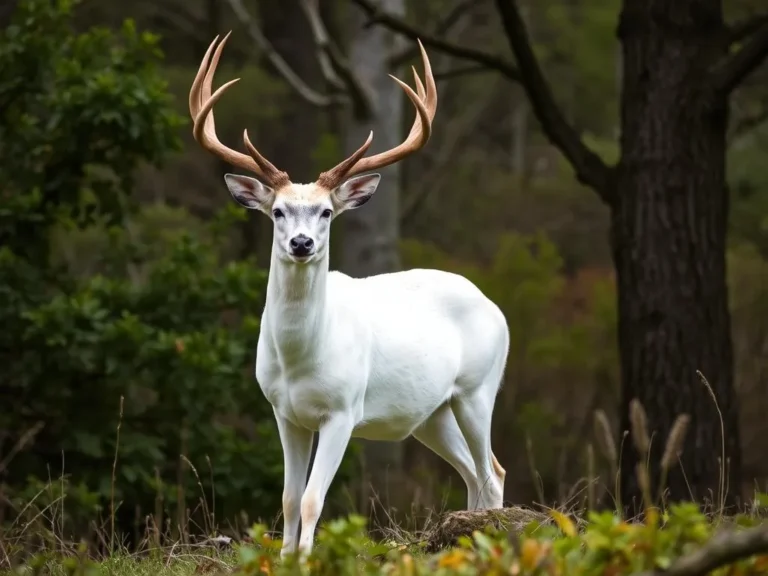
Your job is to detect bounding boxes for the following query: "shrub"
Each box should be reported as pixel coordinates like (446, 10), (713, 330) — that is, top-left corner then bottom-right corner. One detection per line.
(0, 0), (357, 547)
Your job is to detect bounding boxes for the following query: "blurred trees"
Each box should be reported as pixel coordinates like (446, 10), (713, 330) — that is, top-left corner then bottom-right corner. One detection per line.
(354, 0), (768, 509)
(0, 0), (180, 260)
(1, 0), (768, 544)
(0, 0), (358, 543)
(339, 0), (408, 512)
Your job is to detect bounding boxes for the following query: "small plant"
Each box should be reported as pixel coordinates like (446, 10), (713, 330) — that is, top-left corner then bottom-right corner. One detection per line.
(225, 509), (768, 576)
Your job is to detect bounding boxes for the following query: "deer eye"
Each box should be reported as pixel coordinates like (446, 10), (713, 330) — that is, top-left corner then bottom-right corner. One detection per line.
(273, 209), (284, 219)
(321, 209), (333, 219)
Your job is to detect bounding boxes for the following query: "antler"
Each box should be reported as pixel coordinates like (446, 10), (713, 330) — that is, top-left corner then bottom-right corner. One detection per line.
(316, 39), (437, 190)
(190, 33), (290, 189)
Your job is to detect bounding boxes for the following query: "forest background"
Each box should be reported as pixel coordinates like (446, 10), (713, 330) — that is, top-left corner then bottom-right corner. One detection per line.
(1, 0), (768, 546)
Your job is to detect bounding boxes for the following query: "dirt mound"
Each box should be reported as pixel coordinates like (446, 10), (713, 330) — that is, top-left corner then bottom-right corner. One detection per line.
(424, 506), (551, 552)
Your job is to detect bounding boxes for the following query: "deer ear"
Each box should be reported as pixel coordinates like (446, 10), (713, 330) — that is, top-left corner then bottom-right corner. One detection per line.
(334, 174), (381, 212)
(224, 174), (274, 212)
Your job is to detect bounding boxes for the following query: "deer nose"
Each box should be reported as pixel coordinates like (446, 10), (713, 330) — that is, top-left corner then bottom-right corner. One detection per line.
(289, 234), (314, 256)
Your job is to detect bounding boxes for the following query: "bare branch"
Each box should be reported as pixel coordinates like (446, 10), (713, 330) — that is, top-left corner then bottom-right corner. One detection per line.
(298, 0), (346, 90)
(224, 0), (345, 108)
(727, 13), (768, 45)
(352, 0), (613, 201)
(388, 0), (484, 69)
(635, 524), (768, 576)
(0, 422), (44, 475)
(299, 0), (375, 120)
(712, 18), (768, 95)
(400, 78), (499, 223)
(350, 0), (521, 81)
(434, 64), (494, 81)
(493, 0), (614, 201)
(138, 0), (215, 47)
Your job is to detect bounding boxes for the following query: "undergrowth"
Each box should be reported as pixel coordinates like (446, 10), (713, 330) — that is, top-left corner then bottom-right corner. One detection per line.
(5, 385), (768, 575)
(5, 505), (768, 576)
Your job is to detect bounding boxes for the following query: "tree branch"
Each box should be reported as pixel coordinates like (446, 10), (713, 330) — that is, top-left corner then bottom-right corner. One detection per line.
(400, 78), (499, 223)
(349, 0), (521, 81)
(298, 0), (345, 91)
(727, 13), (768, 45)
(139, 0), (215, 48)
(635, 524), (768, 576)
(387, 0), (483, 69)
(299, 0), (374, 120)
(434, 64), (494, 81)
(493, 0), (614, 201)
(712, 18), (768, 95)
(224, 0), (345, 108)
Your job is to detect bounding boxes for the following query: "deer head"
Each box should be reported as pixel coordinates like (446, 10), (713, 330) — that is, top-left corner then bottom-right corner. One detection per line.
(189, 33), (437, 264)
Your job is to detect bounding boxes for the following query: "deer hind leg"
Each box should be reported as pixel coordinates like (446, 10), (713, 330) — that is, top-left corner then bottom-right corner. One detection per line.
(451, 388), (504, 510)
(491, 451), (506, 495)
(412, 402), (481, 510)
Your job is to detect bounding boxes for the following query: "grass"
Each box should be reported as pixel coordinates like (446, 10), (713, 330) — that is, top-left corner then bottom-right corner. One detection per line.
(6, 552), (239, 576)
(4, 380), (768, 575)
(4, 503), (768, 576)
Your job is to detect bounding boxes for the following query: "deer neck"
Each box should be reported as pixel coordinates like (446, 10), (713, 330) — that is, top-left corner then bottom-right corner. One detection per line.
(263, 247), (329, 361)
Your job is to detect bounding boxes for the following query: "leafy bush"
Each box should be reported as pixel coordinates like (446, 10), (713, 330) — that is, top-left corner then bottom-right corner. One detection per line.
(1, 201), (292, 537)
(0, 0), (183, 260)
(0, 0), (355, 546)
(14, 507), (768, 575)
(233, 507), (768, 575)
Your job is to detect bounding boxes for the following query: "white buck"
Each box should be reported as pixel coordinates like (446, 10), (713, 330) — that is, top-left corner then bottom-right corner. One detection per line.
(190, 33), (510, 558)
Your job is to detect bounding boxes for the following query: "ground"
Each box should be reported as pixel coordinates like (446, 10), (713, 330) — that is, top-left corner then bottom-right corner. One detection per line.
(4, 505), (768, 576)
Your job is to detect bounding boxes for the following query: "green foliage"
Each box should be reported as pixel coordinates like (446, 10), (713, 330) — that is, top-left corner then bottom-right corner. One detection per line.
(0, 0), (183, 259)
(0, 207), (288, 538)
(240, 510), (768, 575)
(9, 506), (768, 575)
(534, 0), (621, 136)
(728, 124), (768, 257)
(0, 0), (350, 549)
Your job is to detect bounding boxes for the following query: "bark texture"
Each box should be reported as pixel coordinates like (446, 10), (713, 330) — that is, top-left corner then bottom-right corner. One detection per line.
(614, 0), (741, 509)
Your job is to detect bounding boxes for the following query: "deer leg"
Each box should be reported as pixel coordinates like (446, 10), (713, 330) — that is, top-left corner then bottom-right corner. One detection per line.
(451, 391), (503, 509)
(412, 403), (480, 509)
(298, 414), (354, 557)
(274, 410), (314, 558)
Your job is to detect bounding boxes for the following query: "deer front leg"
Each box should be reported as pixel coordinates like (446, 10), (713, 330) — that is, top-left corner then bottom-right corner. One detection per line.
(297, 414), (354, 557)
(274, 410), (314, 559)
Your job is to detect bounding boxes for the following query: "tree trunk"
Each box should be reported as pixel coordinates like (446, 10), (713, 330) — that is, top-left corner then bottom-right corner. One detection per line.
(0, 0), (18, 30)
(244, 0), (323, 261)
(614, 0), (741, 510)
(341, 0), (406, 512)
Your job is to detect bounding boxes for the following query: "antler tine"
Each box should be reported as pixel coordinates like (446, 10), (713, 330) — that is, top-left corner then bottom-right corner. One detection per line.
(189, 35), (219, 121)
(412, 66), (426, 99)
(316, 39), (438, 190)
(190, 33), (289, 188)
(419, 39), (438, 119)
(401, 40), (437, 144)
(315, 132), (374, 190)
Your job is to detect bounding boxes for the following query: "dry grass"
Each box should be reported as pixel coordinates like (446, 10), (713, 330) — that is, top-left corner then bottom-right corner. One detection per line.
(2, 372), (764, 574)
(423, 506), (550, 552)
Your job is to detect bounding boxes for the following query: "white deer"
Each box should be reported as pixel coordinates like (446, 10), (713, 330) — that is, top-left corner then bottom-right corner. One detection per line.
(189, 33), (510, 558)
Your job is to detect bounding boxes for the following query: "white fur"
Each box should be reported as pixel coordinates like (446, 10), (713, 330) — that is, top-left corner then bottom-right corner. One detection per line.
(225, 174), (510, 558)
